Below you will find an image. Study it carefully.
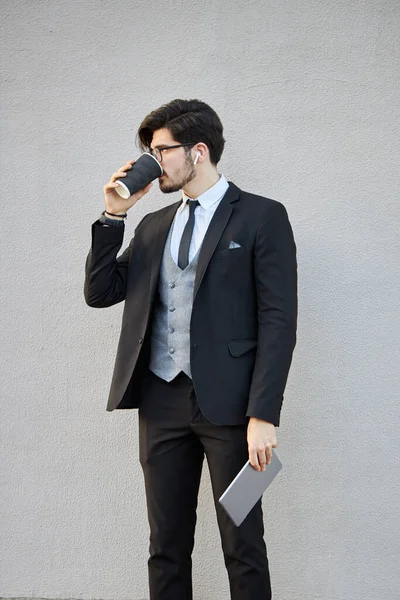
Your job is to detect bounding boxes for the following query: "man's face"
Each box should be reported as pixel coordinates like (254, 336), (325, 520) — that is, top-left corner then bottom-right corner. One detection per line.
(150, 128), (197, 194)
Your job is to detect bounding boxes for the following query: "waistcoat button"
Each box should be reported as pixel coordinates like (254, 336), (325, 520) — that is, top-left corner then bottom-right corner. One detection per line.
(169, 281), (175, 288)
(169, 347), (175, 354)
(169, 306), (175, 312)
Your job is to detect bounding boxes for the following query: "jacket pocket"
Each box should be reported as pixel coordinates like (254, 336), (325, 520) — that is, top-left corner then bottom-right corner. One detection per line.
(228, 339), (257, 357)
(213, 246), (247, 260)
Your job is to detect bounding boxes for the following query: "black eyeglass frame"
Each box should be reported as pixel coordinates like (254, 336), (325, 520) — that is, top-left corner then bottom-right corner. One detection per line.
(149, 142), (200, 163)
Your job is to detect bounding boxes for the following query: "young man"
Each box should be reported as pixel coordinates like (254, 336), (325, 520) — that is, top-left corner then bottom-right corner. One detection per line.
(84, 99), (297, 600)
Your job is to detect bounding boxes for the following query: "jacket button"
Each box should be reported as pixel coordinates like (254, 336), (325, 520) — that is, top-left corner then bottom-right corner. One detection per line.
(139, 338), (143, 345)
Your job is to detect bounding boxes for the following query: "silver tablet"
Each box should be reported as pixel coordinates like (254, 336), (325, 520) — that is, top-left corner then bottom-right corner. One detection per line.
(218, 450), (282, 527)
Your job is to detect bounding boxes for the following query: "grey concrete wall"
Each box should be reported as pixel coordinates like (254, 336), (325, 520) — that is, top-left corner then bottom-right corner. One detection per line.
(1, 1), (399, 599)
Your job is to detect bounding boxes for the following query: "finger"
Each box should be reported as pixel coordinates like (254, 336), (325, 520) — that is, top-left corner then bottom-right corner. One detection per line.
(249, 448), (261, 471)
(110, 170), (128, 182)
(120, 161), (134, 171)
(105, 176), (124, 188)
(265, 444), (272, 465)
(104, 182), (120, 192)
(111, 166), (131, 182)
(257, 448), (267, 471)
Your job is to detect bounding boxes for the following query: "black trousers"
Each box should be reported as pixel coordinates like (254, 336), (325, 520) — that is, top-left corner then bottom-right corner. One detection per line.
(138, 368), (272, 600)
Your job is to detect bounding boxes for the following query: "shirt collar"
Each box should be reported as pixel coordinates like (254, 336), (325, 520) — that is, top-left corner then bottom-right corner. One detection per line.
(180, 174), (228, 212)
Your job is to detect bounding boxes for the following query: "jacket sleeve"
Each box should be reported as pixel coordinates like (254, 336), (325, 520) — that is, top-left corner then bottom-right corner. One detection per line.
(246, 201), (298, 426)
(84, 215), (148, 308)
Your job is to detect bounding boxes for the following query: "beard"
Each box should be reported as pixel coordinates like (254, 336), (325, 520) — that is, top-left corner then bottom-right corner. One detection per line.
(159, 154), (196, 194)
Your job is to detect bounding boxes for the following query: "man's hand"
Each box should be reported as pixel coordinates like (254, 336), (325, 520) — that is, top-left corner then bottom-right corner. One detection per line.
(247, 417), (277, 471)
(104, 159), (153, 216)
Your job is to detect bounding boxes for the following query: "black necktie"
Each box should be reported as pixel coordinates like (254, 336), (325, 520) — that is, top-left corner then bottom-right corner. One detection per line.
(178, 199), (200, 270)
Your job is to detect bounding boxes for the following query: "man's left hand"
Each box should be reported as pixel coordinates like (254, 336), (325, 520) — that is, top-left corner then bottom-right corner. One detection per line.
(247, 417), (277, 471)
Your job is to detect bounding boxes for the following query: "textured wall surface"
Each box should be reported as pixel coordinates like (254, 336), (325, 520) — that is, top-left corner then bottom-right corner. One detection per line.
(1, 1), (399, 599)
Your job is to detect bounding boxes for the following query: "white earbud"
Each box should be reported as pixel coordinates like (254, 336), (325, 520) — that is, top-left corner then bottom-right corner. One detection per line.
(194, 151), (201, 165)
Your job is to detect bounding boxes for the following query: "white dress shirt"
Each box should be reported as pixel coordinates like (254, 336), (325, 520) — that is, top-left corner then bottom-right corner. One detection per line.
(170, 174), (229, 266)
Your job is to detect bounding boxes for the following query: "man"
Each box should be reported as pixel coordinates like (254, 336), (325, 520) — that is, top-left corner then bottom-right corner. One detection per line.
(84, 99), (297, 600)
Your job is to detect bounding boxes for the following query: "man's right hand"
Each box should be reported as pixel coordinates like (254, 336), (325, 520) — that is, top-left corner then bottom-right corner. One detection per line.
(103, 159), (153, 217)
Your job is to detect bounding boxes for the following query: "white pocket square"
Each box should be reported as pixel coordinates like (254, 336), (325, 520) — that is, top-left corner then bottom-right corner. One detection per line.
(229, 240), (241, 249)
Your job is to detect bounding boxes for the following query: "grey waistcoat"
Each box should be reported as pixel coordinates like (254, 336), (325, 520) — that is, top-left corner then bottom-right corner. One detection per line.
(149, 218), (201, 381)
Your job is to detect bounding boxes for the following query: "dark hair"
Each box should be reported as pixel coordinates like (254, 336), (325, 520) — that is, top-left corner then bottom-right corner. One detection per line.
(136, 99), (225, 165)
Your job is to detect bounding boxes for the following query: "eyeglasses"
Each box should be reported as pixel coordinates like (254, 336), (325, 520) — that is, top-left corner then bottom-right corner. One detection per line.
(149, 142), (199, 163)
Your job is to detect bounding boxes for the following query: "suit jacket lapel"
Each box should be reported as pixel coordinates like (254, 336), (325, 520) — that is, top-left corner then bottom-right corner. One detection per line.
(193, 182), (240, 300)
(149, 200), (181, 301)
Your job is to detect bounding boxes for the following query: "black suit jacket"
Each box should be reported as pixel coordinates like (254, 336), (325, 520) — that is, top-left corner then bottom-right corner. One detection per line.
(84, 181), (297, 426)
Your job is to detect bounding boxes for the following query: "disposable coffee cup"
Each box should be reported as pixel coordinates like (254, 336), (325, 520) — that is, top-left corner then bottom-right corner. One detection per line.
(115, 152), (163, 199)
